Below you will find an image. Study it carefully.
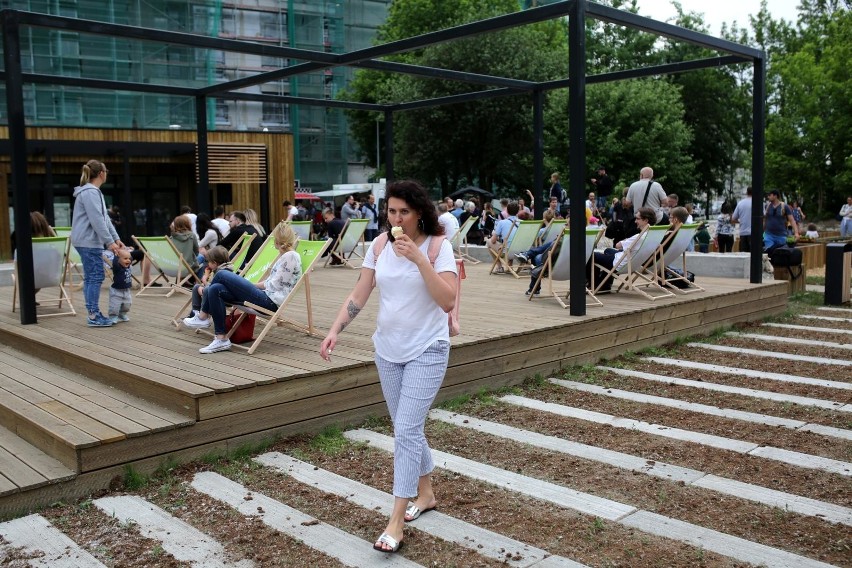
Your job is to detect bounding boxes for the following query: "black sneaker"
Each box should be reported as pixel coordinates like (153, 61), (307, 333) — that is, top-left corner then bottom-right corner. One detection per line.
(515, 252), (530, 263)
(524, 288), (540, 296)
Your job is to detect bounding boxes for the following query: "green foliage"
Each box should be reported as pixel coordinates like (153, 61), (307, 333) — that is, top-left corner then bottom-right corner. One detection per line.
(440, 393), (472, 410)
(123, 465), (148, 491)
(309, 425), (348, 455)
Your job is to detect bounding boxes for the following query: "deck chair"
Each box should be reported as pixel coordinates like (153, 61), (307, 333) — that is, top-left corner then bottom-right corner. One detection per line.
(132, 235), (201, 297)
(450, 216), (480, 264)
(592, 225), (674, 300)
(538, 219), (567, 246)
(529, 227), (604, 308)
(489, 220), (542, 278)
(52, 227), (83, 289)
(227, 232), (257, 273)
(657, 223), (705, 293)
(12, 236), (75, 317)
(286, 220), (313, 241)
(324, 218), (369, 269)
(228, 239), (332, 354)
(172, 233), (270, 329)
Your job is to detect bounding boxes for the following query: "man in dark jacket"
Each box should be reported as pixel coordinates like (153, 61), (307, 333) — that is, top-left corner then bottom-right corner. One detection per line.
(219, 211), (260, 269)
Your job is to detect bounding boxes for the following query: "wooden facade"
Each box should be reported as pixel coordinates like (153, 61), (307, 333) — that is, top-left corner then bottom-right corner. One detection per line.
(0, 260), (788, 518)
(0, 127), (295, 259)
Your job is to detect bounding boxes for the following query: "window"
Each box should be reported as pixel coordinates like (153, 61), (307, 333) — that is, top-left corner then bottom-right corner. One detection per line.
(262, 102), (289, 127)
(260, 12), (286, 41)
(215, 100), (230, 125)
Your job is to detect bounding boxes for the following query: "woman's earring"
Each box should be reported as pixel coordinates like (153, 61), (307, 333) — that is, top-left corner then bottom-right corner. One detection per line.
(418, 218), (425, 230)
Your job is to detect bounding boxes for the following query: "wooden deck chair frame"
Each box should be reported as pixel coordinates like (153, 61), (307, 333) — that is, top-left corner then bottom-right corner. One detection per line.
(451, 216), (480, 264)
(172, 234), (279, 327)
(537, 219), (567, 247)
(529, 227), (604, 308)
(226, 239), (332, 354)
(12, 236), (75, 317)
(324, 218), (369, 269)
(132, 235), (201, 297)
(489, 220), (542, 278)
(592, 225), (674, 300)
(52, 227), (84, 289)
(286, 220), (313, 241)
(227, 232), (257, 273)
(657, 223), (705, 294)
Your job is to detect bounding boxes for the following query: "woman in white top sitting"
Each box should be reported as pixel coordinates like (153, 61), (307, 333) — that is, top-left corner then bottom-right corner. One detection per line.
(589, 206), (656, 291)
(183, 222), (301, 354)
(320, 180), (457, 554)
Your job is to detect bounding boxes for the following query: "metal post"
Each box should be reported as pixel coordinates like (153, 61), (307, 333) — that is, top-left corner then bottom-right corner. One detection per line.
(384, 110), (394, 182)
(3, 11), (36, 324)
(568, 0), (587, 316)
(376, 116), (381, 173)
(122, 153), (132, 243)
(44, 150), (55, 225)
(750, 54), (766, 283)
(533, 88), (544, 220)
(195, 95), (211, 215)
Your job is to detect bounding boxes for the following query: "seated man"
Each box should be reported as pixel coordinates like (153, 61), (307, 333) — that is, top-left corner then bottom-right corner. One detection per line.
(487, 201), (520, 259)
(662, 207), (688, 253)
(588, 207), (655, 292)
(322, 208), (346, 265)
(437, 202), (459, 242)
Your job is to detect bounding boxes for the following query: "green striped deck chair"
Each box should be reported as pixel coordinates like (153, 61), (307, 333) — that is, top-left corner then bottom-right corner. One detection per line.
(529, 227), (603, 309)
(489, 220), (542, 279)
(324, 218), (369, 269)
(12, 236), (76, 317)
(228, 232), (257, 274)
(133, 235), (201, 297)
(451, 216), (480, 264)
(172, 235), (280, 328)
(52, 227), (83, 289)
(225, 239), (332, 354)
(538, 219), (567, 246)
(592, 225), (674, 301)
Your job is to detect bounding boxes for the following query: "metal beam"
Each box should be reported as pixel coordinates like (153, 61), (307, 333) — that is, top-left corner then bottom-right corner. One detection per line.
(354, 60), (537, 90)
(568, 0), (587, 317)
(585, 3), (763, 59)
(390, 87), (525, 112)
(750, 55), (767, 283)
(2, 10), (36, 324)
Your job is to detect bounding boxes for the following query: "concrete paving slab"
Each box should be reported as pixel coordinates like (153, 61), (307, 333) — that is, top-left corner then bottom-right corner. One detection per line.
(254, 452), (588, 568)
(644, 357), (852, 391)
(94, 495), (252, 568)
(725, 332), (852, 350)
(0, 514), (105, 568)
(763, 323), (852, 335)
(800, 314), (852, 323)
(191, 472), (422, 568)
(688, 342), (852, 366)
(598, 366), (849, 412)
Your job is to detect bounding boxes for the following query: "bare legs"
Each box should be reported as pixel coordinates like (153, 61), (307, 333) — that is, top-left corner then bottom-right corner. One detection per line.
(374, 474), (436, 552)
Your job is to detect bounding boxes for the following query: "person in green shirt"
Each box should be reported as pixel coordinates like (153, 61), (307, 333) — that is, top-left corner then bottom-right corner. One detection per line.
(694, 222), (711, 253)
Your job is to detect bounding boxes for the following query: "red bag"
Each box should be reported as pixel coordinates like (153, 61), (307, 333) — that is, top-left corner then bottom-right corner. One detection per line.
(225, 312), (256, 343)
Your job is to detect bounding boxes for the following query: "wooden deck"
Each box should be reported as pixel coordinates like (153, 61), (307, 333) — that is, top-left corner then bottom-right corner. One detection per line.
(0, 260), (788, 518)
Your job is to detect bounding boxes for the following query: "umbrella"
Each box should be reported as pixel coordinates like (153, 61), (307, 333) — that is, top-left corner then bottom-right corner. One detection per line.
(448, 186), (493, 200)
(295, 192), (322, 201)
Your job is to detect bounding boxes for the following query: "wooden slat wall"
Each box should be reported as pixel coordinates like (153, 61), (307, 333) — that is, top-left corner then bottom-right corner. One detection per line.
(0, 127), (295, 259)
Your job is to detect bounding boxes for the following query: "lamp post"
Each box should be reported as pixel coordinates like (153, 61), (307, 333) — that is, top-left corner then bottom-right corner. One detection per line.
(375, 116), (381, 173)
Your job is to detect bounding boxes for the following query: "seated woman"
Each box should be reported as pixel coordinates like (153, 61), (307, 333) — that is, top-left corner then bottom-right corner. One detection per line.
(170, 214), (200, 277)
(182, 222), (301, 354)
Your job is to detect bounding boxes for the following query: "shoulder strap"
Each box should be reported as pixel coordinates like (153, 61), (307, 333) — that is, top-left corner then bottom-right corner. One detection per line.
(641, 180), (653, 207)
(372, 232), (389, 258)
(426, 235), (445, 265)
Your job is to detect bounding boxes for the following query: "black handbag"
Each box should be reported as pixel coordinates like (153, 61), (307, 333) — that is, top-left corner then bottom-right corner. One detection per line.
(769, 245), (803, 267)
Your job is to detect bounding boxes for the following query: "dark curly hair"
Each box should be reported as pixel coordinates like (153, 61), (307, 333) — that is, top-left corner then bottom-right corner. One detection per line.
(385, 180), (443, 237)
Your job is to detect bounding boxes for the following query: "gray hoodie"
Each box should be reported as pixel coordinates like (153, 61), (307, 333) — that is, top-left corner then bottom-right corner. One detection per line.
(71, 183), (119, 249)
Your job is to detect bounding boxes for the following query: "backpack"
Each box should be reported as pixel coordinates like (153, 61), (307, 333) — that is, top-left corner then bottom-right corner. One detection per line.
(372, 232), (465, 336)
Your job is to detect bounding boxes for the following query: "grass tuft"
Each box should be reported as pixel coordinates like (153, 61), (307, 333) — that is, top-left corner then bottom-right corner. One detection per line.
(123, 465), (148, 490)
(309, 425), (347, 455)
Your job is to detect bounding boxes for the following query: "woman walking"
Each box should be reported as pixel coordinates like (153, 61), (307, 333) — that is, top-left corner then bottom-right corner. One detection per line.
(71, 160), (123, 327)
(320, 180), (457, 554)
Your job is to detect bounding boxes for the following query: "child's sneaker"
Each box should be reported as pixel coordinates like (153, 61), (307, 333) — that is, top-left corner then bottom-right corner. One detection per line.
(118, 314), (130, 322)
(199, 338), (231, 354)
(109, 315), (120, 324)
(183, 314), (210, 329)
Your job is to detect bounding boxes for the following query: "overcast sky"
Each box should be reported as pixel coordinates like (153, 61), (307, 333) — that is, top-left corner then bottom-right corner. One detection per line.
(634, 0), (801, 34)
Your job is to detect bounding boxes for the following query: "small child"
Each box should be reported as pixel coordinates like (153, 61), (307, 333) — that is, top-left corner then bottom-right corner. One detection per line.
(805, 223), (819, 239)
(106, 248), (134, 323)
(189, 246), (234, 318)
(694, 222), (711, 253)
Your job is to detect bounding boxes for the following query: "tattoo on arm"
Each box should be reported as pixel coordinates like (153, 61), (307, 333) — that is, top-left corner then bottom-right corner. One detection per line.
(339, 300), (362, 333)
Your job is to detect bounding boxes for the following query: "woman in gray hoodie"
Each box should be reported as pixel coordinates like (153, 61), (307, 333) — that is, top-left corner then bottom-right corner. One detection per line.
(71, 160), (124, 327)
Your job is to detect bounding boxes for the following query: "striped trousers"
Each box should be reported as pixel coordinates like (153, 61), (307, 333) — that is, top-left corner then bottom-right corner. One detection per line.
(375, 340), (450, 498)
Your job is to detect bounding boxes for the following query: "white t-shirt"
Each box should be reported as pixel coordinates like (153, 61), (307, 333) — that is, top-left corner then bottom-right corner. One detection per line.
(364, 236), (457, 363)
(212, 217), (230, 238)
(438, 211), (459, 242)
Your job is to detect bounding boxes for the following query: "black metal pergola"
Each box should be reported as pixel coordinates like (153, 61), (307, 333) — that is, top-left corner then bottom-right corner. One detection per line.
(2, 0), (766, 323)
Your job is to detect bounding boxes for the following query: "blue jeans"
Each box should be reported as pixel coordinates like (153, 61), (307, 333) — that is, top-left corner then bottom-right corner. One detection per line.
(204, 270), (277, 334)
(524, 241), (555, 266)
(76, 246), (106, 316)
(763, 232), (787, 250)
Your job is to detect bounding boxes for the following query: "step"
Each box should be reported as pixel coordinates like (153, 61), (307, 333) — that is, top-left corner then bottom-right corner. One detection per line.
(0, 344), (194, 473)
(0, 426), (75, 497)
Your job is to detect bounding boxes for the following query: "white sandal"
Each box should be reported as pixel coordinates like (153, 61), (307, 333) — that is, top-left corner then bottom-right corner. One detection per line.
(373, 532), (403, 553)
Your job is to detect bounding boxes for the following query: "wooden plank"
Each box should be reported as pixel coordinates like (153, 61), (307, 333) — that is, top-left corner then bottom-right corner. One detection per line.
(36, 401), (126, 444)
(0, 427), (75, 483)
(0, 446), (48, 490)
